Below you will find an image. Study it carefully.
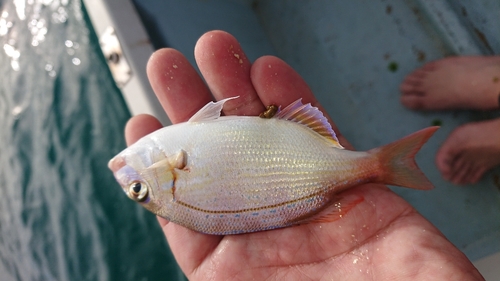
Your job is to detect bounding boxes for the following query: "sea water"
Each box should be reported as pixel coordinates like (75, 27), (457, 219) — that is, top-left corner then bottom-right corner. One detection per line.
(0, 0), (184, 280)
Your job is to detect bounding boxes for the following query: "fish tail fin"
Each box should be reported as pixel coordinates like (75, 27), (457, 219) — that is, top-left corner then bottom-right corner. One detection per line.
(372, 126), (439, 190)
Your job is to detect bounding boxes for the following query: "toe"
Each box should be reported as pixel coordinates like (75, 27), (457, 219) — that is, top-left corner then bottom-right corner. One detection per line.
(420, 60), (438, 72)
(436, 151), (454, 181)
(400, 95), (425, 110)
(436, 127), (467, 181)
(469, 167), (486, 184)
(451, 161), (471, 185)
(400, 75), (424, 94)
(401, 76), (423, 88)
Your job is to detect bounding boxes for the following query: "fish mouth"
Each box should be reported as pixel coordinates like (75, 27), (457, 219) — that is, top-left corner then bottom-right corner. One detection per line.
(108, 156), (126, 173)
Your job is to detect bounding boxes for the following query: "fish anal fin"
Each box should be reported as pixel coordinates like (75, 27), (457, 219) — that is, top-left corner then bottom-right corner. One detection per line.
(300, 194), (364, 224)
(276, 99), (343, 149)
(188, 96), (239, 123)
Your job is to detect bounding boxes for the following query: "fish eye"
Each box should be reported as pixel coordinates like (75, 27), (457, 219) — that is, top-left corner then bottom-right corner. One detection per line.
(128, 181), (148, 202)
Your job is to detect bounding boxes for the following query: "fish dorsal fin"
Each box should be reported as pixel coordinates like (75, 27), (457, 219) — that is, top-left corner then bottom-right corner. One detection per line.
(275, 99), (343, 148)
(188, 96), (239, 123)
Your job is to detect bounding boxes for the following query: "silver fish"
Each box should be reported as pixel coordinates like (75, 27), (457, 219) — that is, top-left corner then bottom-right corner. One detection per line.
(109, 97), (437, 235)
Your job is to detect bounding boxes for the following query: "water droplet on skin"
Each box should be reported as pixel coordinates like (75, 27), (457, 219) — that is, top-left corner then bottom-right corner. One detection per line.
(12, 106), (22, 116)
(353, 258), (358, 264)
(0, 18), (12, 36)
(11, 60), (19, 71)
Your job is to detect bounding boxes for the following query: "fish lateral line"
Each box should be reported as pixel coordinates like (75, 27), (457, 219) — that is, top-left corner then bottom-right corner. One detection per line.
(173, 190), (332, 215)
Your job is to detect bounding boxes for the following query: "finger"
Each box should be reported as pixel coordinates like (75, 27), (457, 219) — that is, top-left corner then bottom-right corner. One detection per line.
(147, 48), (213, 123)
(195, 30), (265, 116)
(162, 220), (223, 276)
(147, 48), (225, 273)
(157, 216), (169, 227)
(158, 216), (223, 276)
(251, 55), (353, 149)
(125, 114), (163, 146)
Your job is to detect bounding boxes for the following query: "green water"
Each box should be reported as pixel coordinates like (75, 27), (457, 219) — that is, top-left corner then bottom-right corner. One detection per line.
(0, 0), (184, 280)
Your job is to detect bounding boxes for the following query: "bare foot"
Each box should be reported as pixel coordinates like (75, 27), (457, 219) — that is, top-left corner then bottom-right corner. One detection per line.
(436, 118), (500, 184)
(400, 56), (500, 110)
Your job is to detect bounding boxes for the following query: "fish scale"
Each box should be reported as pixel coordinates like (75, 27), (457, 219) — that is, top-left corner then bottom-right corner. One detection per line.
(109, 98), (437, 235)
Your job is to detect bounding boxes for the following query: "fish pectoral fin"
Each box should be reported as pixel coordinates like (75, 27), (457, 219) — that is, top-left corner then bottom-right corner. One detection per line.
(188, 96), (239, 123)
(146, 150), (187, 170)
(299, 194), (364, 224)
(147, 158), (172, 170)
(170, 150), (187, 169)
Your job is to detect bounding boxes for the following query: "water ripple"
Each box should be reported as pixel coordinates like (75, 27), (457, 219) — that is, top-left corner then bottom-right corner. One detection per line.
(0, 0), (183, 280)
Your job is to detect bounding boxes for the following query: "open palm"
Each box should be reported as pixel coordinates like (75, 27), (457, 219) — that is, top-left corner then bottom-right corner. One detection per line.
(124, 31), (482, 280)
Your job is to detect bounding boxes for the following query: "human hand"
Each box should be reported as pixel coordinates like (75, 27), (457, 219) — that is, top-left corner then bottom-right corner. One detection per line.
(124, 30), (483, 280)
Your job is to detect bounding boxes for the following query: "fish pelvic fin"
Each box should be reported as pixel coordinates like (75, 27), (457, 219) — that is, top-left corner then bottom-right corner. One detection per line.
(296, 194), (364, 225)
(373, 126), (439, 190)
